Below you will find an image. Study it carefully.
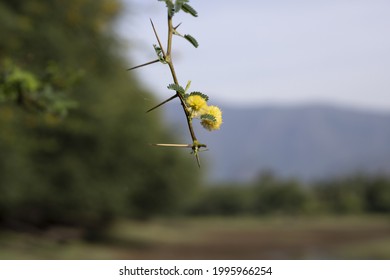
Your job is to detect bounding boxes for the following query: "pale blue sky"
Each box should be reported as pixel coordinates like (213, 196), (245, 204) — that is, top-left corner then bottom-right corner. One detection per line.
(118, 0), (390, 112)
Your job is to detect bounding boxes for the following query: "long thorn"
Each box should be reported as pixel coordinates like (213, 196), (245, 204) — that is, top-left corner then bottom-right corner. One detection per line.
(127, 59), (160, 71)
(146, 94), (177, 113)
(194, 150), (201, 168)
(151, 143), (192, 148)
(150, 19), (166, 58)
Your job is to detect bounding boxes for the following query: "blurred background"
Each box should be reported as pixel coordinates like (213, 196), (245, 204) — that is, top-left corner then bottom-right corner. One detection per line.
(0, 0), (389, 260)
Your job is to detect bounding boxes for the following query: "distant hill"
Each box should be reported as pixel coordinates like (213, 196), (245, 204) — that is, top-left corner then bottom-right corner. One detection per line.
(162, 102), (390, 182)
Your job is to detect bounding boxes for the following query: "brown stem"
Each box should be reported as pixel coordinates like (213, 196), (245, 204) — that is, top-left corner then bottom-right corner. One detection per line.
(166, 14), (198, 144)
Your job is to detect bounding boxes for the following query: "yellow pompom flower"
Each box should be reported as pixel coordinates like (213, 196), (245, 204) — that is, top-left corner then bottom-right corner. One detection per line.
(186, 95), (208, 117)
(201, 105), (223, 131)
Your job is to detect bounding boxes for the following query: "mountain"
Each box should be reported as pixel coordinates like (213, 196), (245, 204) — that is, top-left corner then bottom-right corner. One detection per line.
(162, 102), (390, 182)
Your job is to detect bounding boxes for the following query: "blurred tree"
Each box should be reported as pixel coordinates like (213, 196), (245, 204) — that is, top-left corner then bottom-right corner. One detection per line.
(252, 172), (310, 215)
(362, 176), (390, 213)
(0, 0), (199, 233)
(314, 175), (368, 214)
(187, 184), (252, 216)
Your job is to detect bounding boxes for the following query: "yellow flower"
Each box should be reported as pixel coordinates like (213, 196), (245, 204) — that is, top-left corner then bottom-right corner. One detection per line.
(201, 105), (222, 131)
(186, 95), (208, 116)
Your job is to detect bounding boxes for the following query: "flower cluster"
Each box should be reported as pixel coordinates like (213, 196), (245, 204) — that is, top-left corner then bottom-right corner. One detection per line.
(186, 94), (207, 116)
(185, 93), (222, 131)
(200, 105), (223, 131)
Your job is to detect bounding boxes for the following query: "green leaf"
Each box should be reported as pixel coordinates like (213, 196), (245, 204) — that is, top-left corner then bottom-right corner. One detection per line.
(184, 34), (199, 48)
(182, 3), (198, 17)
(167, 83), (185, 94)
(175, 0), (189, 13)
(153, 44), (166, 63)
(184, 80), (192, 93)
(200, 113), (216, 122)
(189, 91), (209, 101)
(158, 0), (175, 17)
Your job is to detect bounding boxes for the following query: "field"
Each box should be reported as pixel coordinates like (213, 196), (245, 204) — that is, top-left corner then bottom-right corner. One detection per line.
(1, 216), (390, 259)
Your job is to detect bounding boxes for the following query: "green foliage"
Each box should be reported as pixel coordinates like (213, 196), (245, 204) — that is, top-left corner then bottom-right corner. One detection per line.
(158, 0), (197, 17)
(187, 172), (390, 217)
(0, 60), (78, 117)
(252, 176), (310, 215)
(184, 80), (192, 92)
(315, 178), (366, 214)
(167, 83), (185, 95)
(200, 113), (216, 122)
(189, 91), (209, 101)
(365, 177), (390, 213)
(153, 44), (166, 64)
(183, 34), (199, 48)
(181, 3), (198, 17)
(0, 0), (199, 233)
(315, 174), (390, 214)
(158, 0), (175, 17)
(1, 62), (40, 94)
(174, 0), (189, 13)
(187, 185), (252, 216)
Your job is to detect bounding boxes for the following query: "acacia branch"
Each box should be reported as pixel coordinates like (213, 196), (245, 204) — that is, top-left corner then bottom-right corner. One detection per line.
(127, 5), (207, 167)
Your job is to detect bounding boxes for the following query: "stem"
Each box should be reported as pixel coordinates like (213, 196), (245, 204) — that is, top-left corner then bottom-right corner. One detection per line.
(166, 14), (198, 144)
(167, 16), (174, 58)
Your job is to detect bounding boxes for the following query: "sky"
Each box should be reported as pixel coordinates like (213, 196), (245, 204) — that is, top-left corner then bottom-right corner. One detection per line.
(117, 0), (390, 112)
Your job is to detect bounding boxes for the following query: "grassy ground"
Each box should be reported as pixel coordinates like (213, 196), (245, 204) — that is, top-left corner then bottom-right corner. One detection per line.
(0, 215), (389, 259)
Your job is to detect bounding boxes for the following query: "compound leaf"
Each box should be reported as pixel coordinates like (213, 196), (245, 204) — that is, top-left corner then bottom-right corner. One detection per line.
(200, 113), (216, 122)
(184, 34), (199, 48)
(189, 91), (209, 101)
(167, 83), (185, 94)
(182, 3), (198, 17)
(175, 0), (189, 13)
